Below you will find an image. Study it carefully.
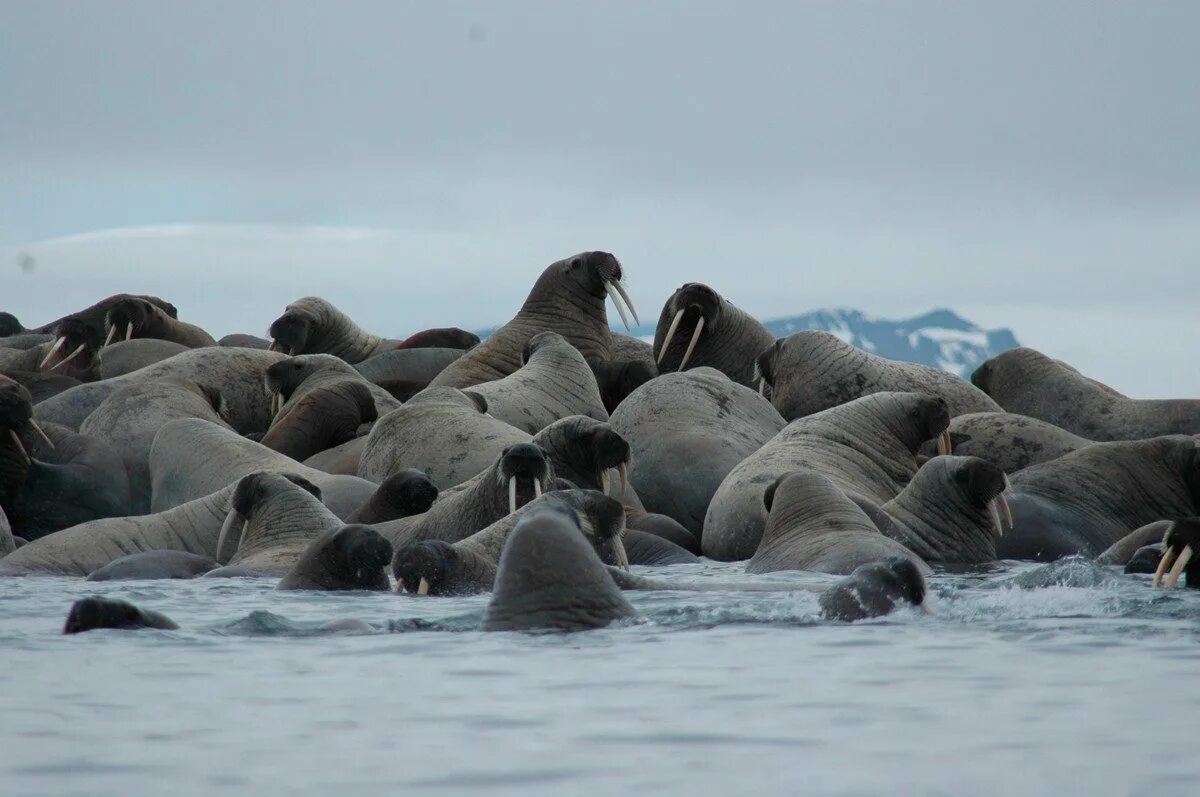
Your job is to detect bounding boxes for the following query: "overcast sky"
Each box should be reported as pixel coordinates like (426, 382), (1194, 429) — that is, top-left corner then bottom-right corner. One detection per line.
(2, 2), (1197, 396)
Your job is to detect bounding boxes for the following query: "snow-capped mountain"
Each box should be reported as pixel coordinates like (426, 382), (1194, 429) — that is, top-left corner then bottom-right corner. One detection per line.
(481, 307), (1017, 378)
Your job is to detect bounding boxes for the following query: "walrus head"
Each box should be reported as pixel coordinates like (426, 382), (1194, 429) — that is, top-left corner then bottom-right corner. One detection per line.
(354, 469), (439, 525)
(549, 250), (640, 331)
(1153, 517), (1200, 589)
(103, 297), (170, 346)
(818, 556), (930, 622)
(317, 524), (394, 590)
(39, 316), (100, 375)
(534, 417), (633, 499)
(267, 297), (331, 355)
(0, 312), (23, 337)
(899, 394), (953, 456)
(950, 457), (1013, 537)
(564, 490), (630, 571)
(586, 357), (656, 414)
(520, 331), (569, 365)
(63, 596), (178, 634)
(215, 472), (323, 564)
(496, 444), (554, 515)
(0, 375), (54, 496)
(654, 282), (723, 371)
(392, 539), (459, 596)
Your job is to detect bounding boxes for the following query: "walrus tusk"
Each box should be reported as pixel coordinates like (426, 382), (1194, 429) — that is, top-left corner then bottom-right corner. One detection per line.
(1152, 546), (1178, 588)
(417, 577), (431, 596)
(605, 282), (634, 332)
(1165, 545), (1194, 589)
(678, 316), (705, 371)
(612, 280), (640, 327)
(758, 377), (766, 396)
(600, 469), (611, 496)
(267, 340), (277, 352)
(533, 478), (542, 500)
(38, 337), (66, 369)
(49, 343), (85, 372)
(215, 507), (243, 565)
(125, 322), (134, 341)
(508, 477), (518, 515)
(937, 431), (952, 456)
(656, 309), (684, 364)
(103, 325), (116, 347)
(613, 533), (631, 572)
(618, 462), (629, 493)
(988, 500), (1004, 538)
(996, 491), (1013, 530)
(27, 419), (54, 449)
(8, 429), (30, 464)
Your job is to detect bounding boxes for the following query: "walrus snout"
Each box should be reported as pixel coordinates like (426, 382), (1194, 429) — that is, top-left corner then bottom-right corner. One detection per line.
(753, 339), (783, 396)
(103, 298), (155, 345)
(656, 283), (722, 371)
(333, 524), (393, 574)
(40, 316), (99, 373)
(567, 250), (639, 330)
(499, 443), (553, 513)
(268, 311), (311, 355)
(392, 539), (455, 596)
(1153, 517), (1200, 589)
(957, 457), (1013, 537)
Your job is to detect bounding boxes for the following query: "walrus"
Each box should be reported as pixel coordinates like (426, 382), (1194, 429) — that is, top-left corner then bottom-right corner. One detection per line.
(34, 315), (102, 380)
(746, 470), (928, 575)
(214, 472), (341, 574)
(392, 540), (498, 596)
(818, 557), (931, 622)
(467, 331), (609, 433)
(870, 456), (1012, 564)
(0, 311), (24, 337)
(63, 596), (179, 634)
(86, 550), (219, 581)
(653, 282), (774, 387)
(26, 294), (177, 336)
(262, 354), (400, 426)
(276, 524), (394, 591)
(998, 436), (1200, 560)
(481, 507), (638, 632)
(102, 296), (216, 348)
(756, 330), (1001, 421)
(344, 469), (439, 524)
(267, 296), (398, 363)
(703, 391), (952, 561)
(1096, 520), (1173, 566)
(259, 379), (377, 463)
(430, 250), (639, 389)
(395, 327), (480, 351)
(971, 347), (1200, 440)
(586, 357), (657, 415)
(0, 371), (81, 403)
(95, 338), (191, 379)
(920, 411), (1093, 473)
(610, 367), (785, 535)
(1151, 518), (1200, 589)
(353, 346), (464, 387)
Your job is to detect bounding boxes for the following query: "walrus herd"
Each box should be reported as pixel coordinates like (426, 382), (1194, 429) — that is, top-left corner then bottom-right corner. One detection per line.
(3, 250), (1199, 635)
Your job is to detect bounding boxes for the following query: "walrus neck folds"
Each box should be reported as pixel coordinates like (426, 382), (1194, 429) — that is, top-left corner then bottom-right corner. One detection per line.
(309, 303), (383, 363)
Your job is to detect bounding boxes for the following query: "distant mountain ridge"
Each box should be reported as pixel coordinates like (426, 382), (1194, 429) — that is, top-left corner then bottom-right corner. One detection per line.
(477, 307), (1018, 378)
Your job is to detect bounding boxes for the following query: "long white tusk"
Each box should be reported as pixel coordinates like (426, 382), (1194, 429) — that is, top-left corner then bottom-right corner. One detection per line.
(8, 429), (30, 464)
(27, 419), (54, 449)
(937, 431), (952, 456)
(678, 315), (704, 371)
(508, 477), (517, 515)
(1153, 547), (1178, 588)
(612, 280), (640, 326)
(988, 500), (1004, 538)
(103, 325), (116, 347)
(1165, 545), (1194, 589)
(49, 343), (85, 372)
(267, 341), (277, 352)
(605, 282), (633, 331)
(758, 377), (766, 396)
(533, 478), (542, 499)
(38, 337), (65, 369)
(417, 577), (431, 596)
(656, 309), (684, 365)
(215, 507), (242, 564)
(600, 469), (611, 496)
(125, 322), (133, 341)
(996, 492), (1013, 530)
(613, 533), (631, 572)
(618, 461), (629, 493)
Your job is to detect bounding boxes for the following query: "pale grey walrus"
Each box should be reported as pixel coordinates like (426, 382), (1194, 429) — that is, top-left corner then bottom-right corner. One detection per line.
(263, 354), (401, 425)
(971, 347), (1200, 440)
(653, 282), (774, 388)
(919, 411), (1092, 473)
(703, 391), (953, 561)
(267, 296), (398, 363)
(430, 250), (639, 389)
(213, 472), (341, 573)
(481, 508), (637, 632)
(746, 470), (928, 576)
(86, 550), (219, 581)
(95, 339), (190, 379)
(756, 330), (1001, 421)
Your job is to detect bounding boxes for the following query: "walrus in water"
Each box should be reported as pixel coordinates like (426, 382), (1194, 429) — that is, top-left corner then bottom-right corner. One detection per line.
(63, 596), (179, 634)
(818, 557), (931, 622)
(430, 250), (639, 389)
(481, 507), (638, 632)
(276, 524), (394, 591)
(1152, 518), (1200, 589)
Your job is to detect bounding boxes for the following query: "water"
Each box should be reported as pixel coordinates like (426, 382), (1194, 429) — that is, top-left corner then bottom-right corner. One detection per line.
(3, 559), (1198, 797)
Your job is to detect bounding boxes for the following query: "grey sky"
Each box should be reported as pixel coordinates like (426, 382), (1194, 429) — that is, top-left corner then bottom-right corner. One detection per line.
(2, 2), (1198, 395)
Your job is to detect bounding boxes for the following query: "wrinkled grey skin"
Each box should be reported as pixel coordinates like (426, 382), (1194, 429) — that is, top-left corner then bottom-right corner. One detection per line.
(303, 437), (367, 476)
(871, 456), (1007, 564)
(611, 333), (656, 369)
(919, 411), (1092, 473)
(453, 489), (623, 566)
(375, 444), (553, 549)
(621, 530), (699, 565)
(1096, 520), (1174, 566)
(148, 418), (377, 517)
(357, 387), (527, 488)
(62, 596), (178, 633)
(999, 436), (1200, 560)
(392, 539), (498, 596)
(482, 508), (637, 632)
(104, 296), (216, 349)
(80, 379), (233, 514)
(758, 330), (1001, 422)
(35, 347), (285, 433)
(625, 507), (701, 554)
(703, 392), (951, 561)
(26, 294), (177, 336)
(746, 470), (927, 576)
(431, 251), (631, 389)
(0, 504), (13, 557)
(267, 296), (396, 363)
(354, 347), (464, 385)
(653, 283), (774, 387)
(217, 472), (341, 574)
(469, 332), (608, 433)
(0, 344), (50, 374)
(277, 524), (393, 591)
(0, 371), (81, 403)
(260, 380), (376, 463)
(972, 347), (1200, 441)
(86, 550), (218, 581)
(586, 357), (657, 415)
(96, 339), (190, 379)
(818, 557), (929, 622)
(264, 354), (401, 424)
(0, 333), (53, 350)
(610, 368), (785, 535)
(344, 469), (438, 525)
(219, 333), (271, 349)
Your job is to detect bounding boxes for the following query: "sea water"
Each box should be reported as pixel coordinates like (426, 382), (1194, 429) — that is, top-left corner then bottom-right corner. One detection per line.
(2, 559), (1197, 796)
